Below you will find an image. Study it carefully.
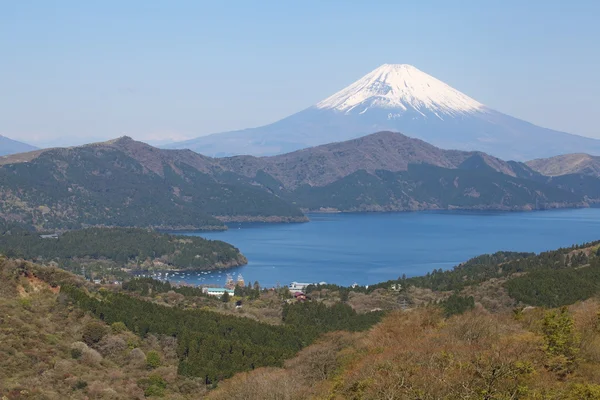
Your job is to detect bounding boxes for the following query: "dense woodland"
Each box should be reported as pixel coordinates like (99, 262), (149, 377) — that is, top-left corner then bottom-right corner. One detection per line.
(0, 227), (246, 276)
(287, 163), (585, 212)
(506, 259), (600, 307)
(0, 145), (305, 230)
(307, 241), (600, 309)
(62, 280), (382, 384)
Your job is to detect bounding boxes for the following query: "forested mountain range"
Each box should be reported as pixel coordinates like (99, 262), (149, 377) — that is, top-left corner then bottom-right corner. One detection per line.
(2, 132), (600, 230)
(0, 138), (306, 230)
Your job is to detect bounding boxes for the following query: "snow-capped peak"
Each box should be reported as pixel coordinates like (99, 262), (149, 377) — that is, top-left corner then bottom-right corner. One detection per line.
(316, 64), (486, 117)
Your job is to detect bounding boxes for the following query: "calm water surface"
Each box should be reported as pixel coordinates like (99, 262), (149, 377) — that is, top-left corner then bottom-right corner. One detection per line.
(167, 208), (600, 288)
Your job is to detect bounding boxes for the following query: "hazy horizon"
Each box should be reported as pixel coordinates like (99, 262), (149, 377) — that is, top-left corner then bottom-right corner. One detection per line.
(2, 0), (599, 147)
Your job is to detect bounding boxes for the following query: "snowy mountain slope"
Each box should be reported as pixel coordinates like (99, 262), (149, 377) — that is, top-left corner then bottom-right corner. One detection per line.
(165, 64), (600, 160)
(0, 135), (38, 156)
(316, 64), (484, 116)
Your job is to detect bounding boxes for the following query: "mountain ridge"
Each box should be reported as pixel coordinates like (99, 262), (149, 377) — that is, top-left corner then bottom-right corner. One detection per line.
(217, 131), (531, 189)
(527, 153), (600, 177)
(2, 131), (597, 231)
(164, 64), (600, 160)
(0, 138), (306, 230)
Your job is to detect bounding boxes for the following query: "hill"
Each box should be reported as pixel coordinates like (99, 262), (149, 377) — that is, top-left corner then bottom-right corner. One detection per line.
(0, 227), (247, 279)
(0, 135), (38, 156)
(218, 131), (530, 189)
(2, 133), (598, 230)
(527, 153), (600, 177)
(0, 257), (382, 397)
(0, 138), (306, 230)
(215, 132), (588, 212)
(165, 64), (600, 161)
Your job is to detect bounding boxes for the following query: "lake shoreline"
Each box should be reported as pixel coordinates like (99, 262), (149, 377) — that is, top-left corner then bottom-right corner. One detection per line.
(167, 208), (600, 288)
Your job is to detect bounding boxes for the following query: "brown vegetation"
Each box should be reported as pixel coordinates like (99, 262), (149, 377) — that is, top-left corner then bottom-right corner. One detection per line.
(0, 257), (205, 399)
(209, 301), (600, 400)
(4, 255), (600, 399)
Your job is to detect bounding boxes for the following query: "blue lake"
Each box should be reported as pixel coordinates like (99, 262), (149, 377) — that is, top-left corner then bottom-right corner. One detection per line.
(167, 208), (600, 288)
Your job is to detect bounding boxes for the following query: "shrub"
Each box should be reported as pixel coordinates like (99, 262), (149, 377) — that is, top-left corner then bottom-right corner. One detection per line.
(70, 341), (88, 359)
(98, 335), (128, 358)
(82, 321), (109, 345)
(141, 373), (167, 397)
(18, 297), (32, 309)
(148, 373), (167, 388)
(81, 347), (103, 366)
(72, 379), (88, 390)
(45, 334), (59, 345)
(111, 321), (128, 333)
(71, 348), (83, 359)
(542, 307), (580, 377)
(439, 293), (475, 317)
(146, 350), (162, 369)
(129, 347), (146, 367)
(144, 385), (165, 397)
(567, 383), (600, 399)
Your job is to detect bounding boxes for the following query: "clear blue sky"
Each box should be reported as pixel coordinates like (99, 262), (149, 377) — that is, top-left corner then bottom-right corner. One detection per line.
(1, 0), (599, 146)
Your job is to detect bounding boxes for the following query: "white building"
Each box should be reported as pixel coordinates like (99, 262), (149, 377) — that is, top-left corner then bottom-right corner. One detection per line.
(288, 282), (313, 292)
(203, 287), (235, 297)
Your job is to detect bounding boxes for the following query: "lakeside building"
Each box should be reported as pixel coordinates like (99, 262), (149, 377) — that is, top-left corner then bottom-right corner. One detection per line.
(203, 287), (235, 297)
(288, 281), (328, 293)
(288, 282), (312, 292)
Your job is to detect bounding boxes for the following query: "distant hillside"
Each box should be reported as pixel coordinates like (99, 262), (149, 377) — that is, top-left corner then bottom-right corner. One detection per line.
(1, 132), (598, 230)
(218, 131), (539, 189)
(216, 132), (587, 212)
(0, 227), (247, 274)
(0, 138), (306, 231)
(527, 153), (600, 177)
(0, 135), (38, 156)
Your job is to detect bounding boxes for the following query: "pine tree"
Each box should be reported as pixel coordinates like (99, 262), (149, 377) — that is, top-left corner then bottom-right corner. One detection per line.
(221, 291), (230, 303)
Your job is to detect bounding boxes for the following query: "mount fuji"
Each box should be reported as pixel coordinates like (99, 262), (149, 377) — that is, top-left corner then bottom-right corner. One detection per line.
(165, 64), (600, 160)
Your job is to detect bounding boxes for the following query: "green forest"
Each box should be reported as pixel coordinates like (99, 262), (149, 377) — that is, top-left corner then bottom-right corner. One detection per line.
(285, 163), (584, 212)
(61, 283), (383, 384)
(0, 227), (247, 274)
(0, 145), (305, 230)
(307, 241), (600, 309)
